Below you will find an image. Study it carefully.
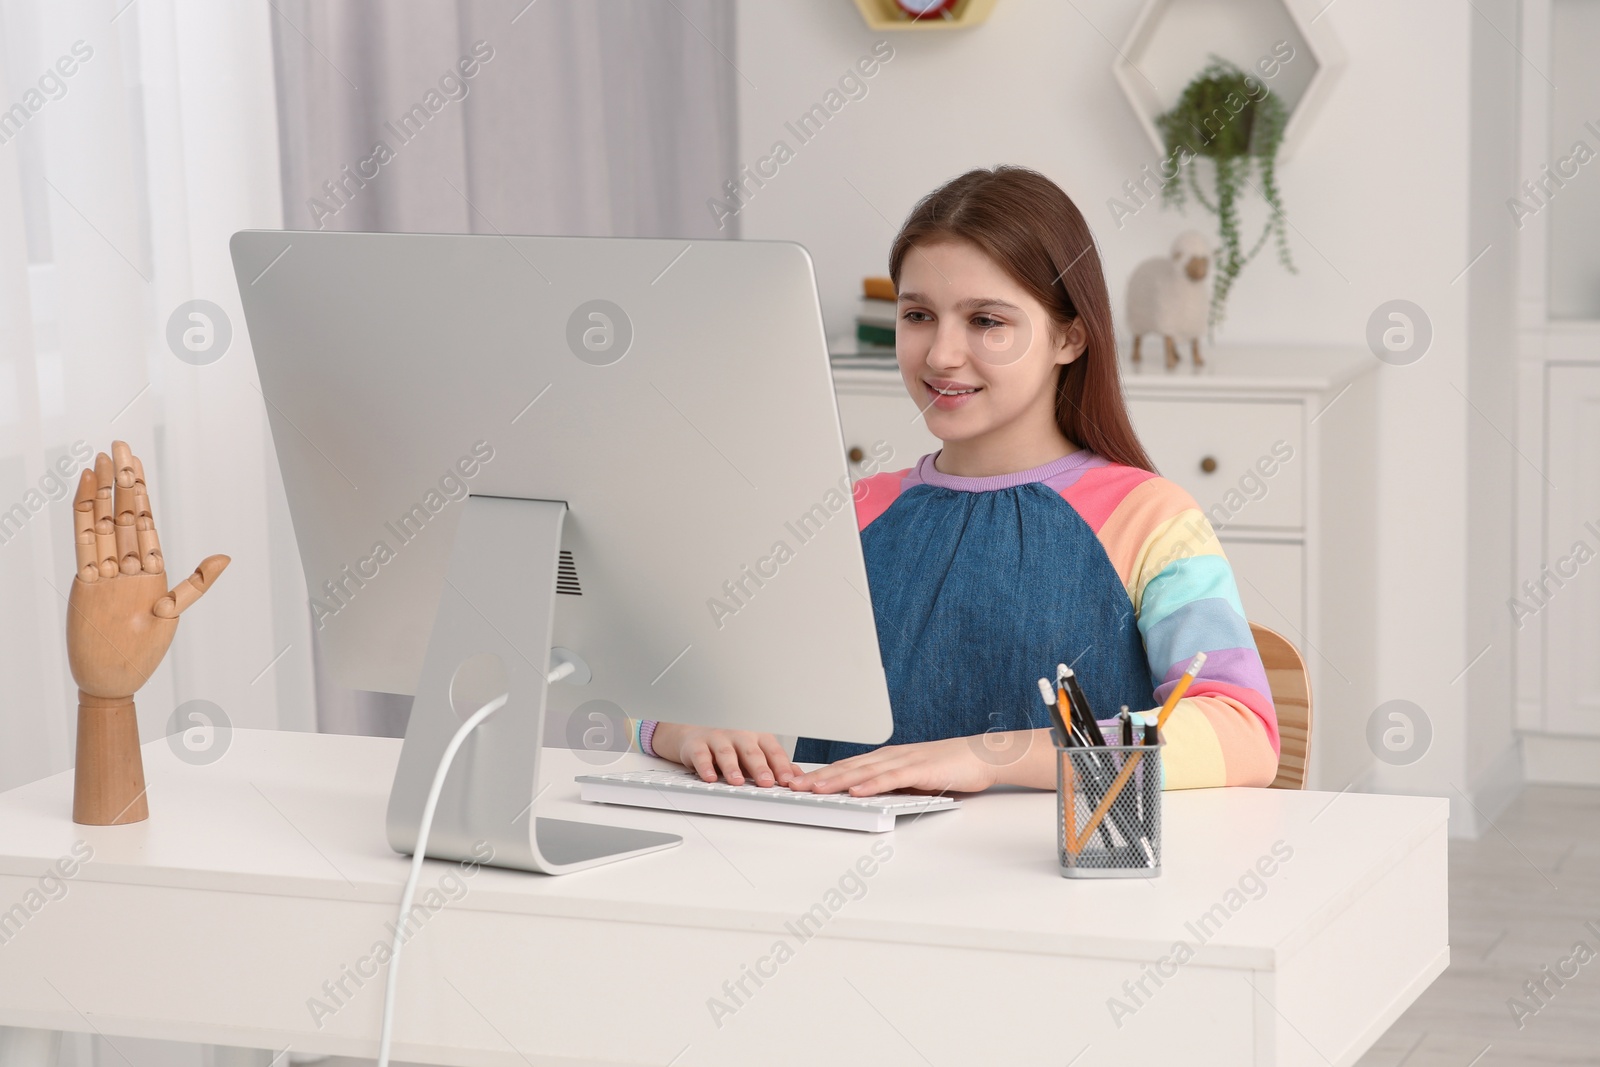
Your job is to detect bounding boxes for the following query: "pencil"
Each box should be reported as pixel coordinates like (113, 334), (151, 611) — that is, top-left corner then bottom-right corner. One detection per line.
(1044, 677), (1090, 858)
(1039, 677), (1070, 747)
(1048, 673), (1115, 848)
(1071, 746), (1142, 853)
(1154, 651), (1207, 731)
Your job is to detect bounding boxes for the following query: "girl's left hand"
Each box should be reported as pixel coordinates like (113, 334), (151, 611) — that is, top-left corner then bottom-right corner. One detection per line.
(787, 736), (1002, 797)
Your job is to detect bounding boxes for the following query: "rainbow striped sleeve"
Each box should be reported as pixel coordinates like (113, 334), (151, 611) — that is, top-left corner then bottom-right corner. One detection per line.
(851, 467), (911, 530)
(1060, 467), (1280, 789)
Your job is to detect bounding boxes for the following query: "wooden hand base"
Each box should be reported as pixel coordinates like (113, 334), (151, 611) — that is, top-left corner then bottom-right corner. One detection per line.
(73, 693), (149, 825)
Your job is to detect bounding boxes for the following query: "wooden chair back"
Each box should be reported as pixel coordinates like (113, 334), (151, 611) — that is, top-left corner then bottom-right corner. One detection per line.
(1250, 622), (1312, 790)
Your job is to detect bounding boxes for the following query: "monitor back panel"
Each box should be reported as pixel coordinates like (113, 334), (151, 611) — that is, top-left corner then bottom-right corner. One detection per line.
(231, 230), (894, 745)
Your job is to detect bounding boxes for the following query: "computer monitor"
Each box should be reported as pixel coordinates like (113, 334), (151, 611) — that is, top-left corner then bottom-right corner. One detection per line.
(230, 230), (895, 873)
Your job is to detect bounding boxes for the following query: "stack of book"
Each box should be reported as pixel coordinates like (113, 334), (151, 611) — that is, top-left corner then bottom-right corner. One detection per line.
(855, 276), (896, 350)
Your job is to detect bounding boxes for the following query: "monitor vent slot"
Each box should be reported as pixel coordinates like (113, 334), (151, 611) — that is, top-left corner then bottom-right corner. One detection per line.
(557, 550), (583, 596)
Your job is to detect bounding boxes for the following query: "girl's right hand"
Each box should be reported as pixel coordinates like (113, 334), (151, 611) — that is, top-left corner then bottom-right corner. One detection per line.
(650, 722), (798, 787)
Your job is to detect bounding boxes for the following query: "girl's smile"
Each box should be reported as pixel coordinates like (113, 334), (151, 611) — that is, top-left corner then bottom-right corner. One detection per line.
(923, 376), (984, 409)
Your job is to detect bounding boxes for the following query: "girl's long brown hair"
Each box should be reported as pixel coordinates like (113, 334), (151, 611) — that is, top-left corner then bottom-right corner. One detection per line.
(888, 165), (1155, 473)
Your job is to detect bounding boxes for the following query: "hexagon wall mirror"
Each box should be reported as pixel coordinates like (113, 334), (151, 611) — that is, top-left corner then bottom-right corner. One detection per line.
(1113, 0), (1345, 164)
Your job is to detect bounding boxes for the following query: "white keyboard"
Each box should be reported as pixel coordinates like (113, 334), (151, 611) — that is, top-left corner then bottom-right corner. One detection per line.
(575, 768), (961, 832)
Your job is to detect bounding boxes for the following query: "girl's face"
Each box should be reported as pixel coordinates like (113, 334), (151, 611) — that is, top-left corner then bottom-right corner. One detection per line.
(895, 238), (1086, 464)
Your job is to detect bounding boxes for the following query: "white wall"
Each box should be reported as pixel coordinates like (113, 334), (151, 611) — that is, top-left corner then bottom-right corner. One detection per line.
(1462, 0), (1522, 821)
(733, 0), (1503, 832)
(1546, 1), (1600, 320)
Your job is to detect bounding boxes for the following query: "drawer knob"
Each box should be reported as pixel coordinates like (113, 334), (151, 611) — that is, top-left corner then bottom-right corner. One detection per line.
(1199, 456), (1218, 474)
(848, 446), (865, 463)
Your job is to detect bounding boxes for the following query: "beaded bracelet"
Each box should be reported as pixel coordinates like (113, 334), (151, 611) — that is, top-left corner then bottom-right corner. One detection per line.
(640, 719), (659, 758)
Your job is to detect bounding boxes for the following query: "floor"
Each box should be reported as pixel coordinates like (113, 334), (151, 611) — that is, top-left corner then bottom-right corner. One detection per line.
(1355, 785), (1600, 1066)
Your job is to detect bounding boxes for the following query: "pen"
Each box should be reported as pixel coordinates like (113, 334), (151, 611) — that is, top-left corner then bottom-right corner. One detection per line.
(1119, 704), (1133, 746)
(1057, 665), (1105, 747)
(1136, 711), (1157, 848)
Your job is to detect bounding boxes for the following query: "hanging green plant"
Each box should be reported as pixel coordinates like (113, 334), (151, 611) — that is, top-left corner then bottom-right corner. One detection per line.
(1155, 54), (1296, 337)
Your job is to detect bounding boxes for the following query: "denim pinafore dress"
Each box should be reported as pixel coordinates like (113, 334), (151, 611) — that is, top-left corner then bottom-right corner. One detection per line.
(793, 451), (1154, 764)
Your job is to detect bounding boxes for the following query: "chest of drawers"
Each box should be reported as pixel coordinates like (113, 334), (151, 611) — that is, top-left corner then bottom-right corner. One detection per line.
(833, 346), (1378, 790)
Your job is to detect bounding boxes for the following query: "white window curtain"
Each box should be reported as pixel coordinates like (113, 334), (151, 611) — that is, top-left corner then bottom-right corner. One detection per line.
(272, 0), (739, 239)
(0, 0), (741, 785)
(1, 2), (737, 1063)
(270, 0), (740, 738)
(0, 0), (312, 812)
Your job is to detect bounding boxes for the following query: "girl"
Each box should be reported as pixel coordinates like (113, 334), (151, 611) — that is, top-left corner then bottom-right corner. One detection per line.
(638, 165), (1279, 796)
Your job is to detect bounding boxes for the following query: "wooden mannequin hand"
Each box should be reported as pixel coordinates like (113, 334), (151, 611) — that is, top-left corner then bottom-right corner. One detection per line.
(65, 441), (228, 824)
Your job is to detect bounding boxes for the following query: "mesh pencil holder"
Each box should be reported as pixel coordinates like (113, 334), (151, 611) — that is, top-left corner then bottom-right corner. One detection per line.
(1056, 739), (1164, 878)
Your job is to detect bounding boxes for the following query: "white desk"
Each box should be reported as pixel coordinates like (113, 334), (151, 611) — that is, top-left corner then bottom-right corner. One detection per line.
(0, 730), (1447, 1066)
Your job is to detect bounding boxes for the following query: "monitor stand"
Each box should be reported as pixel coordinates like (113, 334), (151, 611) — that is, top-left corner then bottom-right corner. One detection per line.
(384, 495), (682, 874)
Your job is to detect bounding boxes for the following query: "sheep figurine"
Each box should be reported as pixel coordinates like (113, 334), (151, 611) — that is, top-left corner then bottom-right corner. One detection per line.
(1126, 230), (1212, 368)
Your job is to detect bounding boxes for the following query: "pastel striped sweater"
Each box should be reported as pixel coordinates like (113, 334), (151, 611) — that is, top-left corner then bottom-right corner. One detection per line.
(852, 451), (1280, 790)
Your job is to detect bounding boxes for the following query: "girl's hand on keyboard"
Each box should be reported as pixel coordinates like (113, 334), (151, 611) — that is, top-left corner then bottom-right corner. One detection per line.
(650, 723), (799, 788)
(787, 736), (1003, 797)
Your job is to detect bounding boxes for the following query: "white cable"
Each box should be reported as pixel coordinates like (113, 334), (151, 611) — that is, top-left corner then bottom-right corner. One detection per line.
(377, 660), (576, 1064)
(376, 689), (508, 1067)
